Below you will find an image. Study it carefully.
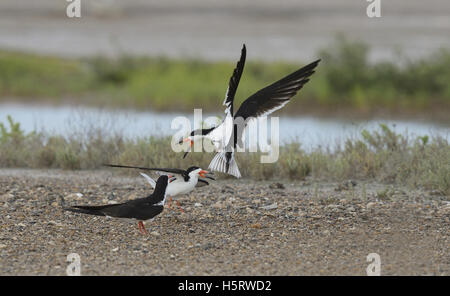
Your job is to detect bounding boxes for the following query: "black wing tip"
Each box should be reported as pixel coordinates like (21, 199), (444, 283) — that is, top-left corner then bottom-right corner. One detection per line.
(103, 163), (158, 171)
(102, 163), (134, 169)
(70, 205), (92, 210)
(64, 205), (93, 212)
(64, 207), (79, 214)
(310, 59), (321, 67)
(240, 44), (247, 59)
(298, 59), (321, 73)
(64, 205), (109, 217)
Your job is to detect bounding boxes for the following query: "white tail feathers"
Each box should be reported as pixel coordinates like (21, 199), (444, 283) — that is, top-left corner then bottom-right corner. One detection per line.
(140, 173), (156, 188)
(208, 152), (241, 178)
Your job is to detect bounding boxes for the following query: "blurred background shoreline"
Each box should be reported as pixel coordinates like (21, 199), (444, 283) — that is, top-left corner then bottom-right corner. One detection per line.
(0, 0), (449, 121)
(1, 0), (449, 62)
(0, 1), (448, 191)
(1, 37), (449, 122)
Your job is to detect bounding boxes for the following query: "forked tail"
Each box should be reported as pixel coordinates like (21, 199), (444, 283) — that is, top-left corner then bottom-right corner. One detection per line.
(208, 151), (241, 178)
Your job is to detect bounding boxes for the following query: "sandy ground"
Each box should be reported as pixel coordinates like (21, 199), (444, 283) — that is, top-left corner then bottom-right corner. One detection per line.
(0, 169), (448, 275)
(0, 0), (449, 61)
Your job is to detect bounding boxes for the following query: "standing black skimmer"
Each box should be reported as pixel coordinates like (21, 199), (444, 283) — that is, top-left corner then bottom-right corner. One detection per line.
(103, 164), (213, 212)
(64, 175), (169, 235)
(180, 44), (320, 178)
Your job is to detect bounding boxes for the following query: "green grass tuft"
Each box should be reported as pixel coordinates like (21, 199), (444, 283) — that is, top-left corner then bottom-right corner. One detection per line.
(1, 116), (448, 195)
(0, 37), (449, 116)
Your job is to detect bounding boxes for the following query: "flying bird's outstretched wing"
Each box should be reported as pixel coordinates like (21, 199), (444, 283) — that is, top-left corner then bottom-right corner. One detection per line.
(228, 59), (320, 149)
(209, 59), (321, 178)
(223, 44), (246, 117)
(234, 59), (320, 120)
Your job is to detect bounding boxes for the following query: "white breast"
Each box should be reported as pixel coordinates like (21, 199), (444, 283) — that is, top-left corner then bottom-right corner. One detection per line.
(206, 116), (234, 150)
(166, 177), (197, 196)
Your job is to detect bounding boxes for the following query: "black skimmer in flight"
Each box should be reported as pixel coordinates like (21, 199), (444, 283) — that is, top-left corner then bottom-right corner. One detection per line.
(64, 175), (169, 235)
(180, 44), (320, 178)
(103, 164), (213, 212)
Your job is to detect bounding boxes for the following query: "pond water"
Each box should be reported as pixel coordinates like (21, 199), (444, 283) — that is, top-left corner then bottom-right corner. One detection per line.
(0, 103), (448, 151)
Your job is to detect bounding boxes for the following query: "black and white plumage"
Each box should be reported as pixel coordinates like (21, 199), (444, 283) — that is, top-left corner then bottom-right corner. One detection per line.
(181, 44), (321, 178)
(64, 175), (169, 234)
(103, 164), (213, 195)
(103, 164), (214, 211)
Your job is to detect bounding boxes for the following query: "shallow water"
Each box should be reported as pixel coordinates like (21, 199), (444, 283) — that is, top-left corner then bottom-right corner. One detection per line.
(0, 103), (448, 151)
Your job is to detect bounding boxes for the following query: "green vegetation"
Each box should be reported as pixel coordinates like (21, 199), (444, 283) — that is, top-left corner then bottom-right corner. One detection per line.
(1, 116), (448, 195)
(1, 38), (449, 116)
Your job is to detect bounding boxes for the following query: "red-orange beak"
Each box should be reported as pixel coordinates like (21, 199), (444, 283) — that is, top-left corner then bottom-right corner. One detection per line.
(182, 138), (193, 147)
(199, 170), (208, 178)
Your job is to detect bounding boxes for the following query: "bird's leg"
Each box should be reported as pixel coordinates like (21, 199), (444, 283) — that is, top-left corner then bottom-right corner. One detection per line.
(141, 222), (148, 234)
(176, 200), (184, 213)
(168, 196), (173, 209)
(138, 221), (148, 235)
